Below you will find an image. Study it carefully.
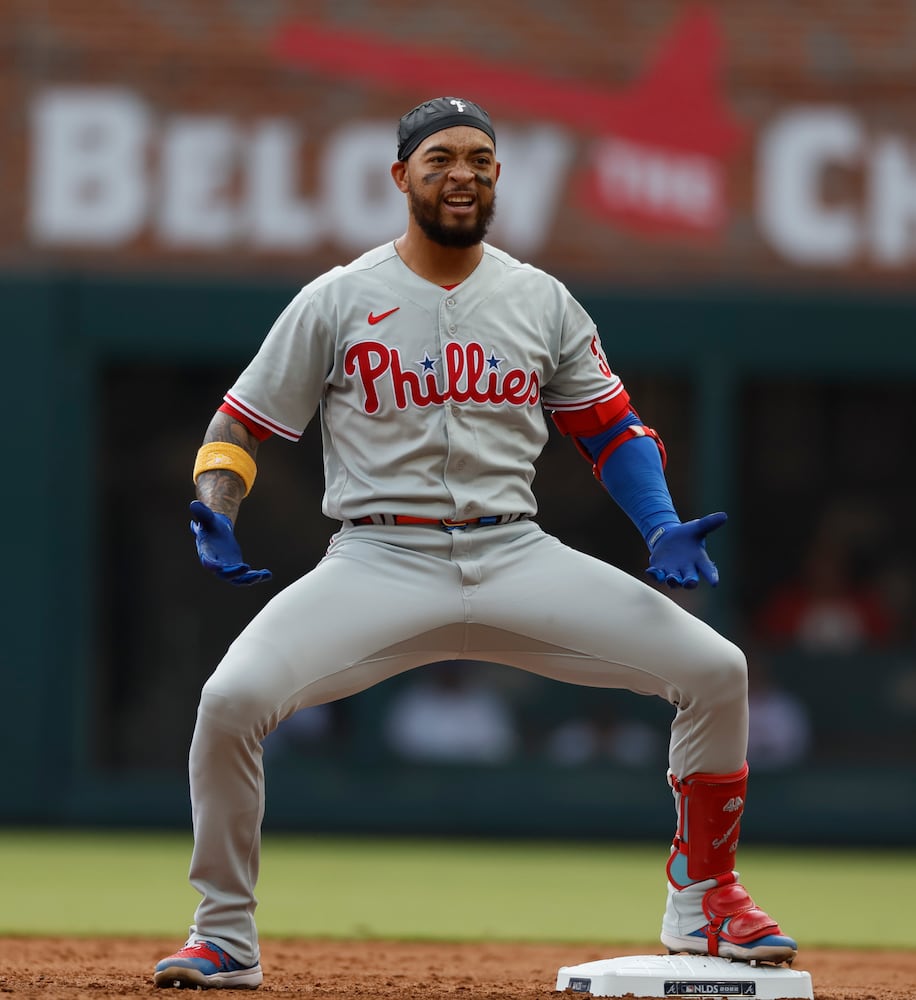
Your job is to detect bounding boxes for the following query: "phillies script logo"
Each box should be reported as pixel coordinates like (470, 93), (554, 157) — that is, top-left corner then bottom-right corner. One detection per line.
(272, 7), (745, 237)
(345, 341), (540, 414)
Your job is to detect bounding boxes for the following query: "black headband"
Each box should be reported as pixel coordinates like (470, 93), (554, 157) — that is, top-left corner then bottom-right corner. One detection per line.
(397, 97), (496, 161)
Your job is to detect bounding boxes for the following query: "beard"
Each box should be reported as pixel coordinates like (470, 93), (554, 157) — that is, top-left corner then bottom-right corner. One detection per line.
(407, 183), (496, 248)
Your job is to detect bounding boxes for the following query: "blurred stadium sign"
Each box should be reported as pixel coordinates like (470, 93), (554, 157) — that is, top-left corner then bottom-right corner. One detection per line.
(12, 5), (916, 281)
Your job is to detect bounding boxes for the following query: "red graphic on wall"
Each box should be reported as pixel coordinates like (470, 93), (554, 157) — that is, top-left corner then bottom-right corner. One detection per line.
(272, 8), (746, 238)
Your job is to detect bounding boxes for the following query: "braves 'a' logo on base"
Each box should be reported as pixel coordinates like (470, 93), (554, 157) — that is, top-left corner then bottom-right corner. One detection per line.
(345, 339), (540, 413)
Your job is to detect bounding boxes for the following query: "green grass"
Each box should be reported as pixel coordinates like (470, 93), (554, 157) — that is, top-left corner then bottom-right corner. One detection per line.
(1, 830), (913, 949)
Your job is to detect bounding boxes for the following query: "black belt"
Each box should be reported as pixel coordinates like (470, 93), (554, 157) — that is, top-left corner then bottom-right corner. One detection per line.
(350, 513), (526, 531)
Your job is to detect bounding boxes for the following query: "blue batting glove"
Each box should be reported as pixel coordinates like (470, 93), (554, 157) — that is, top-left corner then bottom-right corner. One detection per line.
(189, 500), (272, 586)
(646, 511), (727, 589)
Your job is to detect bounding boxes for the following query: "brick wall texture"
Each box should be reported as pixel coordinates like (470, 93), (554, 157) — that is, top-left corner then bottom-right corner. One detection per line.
(4, 0), (916, 288)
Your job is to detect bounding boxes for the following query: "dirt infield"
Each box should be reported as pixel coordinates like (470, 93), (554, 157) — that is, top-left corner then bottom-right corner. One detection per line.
(1, 937), (914, 999)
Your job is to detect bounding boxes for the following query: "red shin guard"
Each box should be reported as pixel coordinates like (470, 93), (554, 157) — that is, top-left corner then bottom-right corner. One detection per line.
(666, 762), (748, 889)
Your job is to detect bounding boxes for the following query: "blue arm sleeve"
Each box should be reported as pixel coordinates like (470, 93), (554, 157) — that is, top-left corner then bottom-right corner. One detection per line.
(579, 416), (680, 547)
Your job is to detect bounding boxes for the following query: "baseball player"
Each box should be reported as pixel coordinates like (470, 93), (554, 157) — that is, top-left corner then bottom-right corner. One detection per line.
(154, 97), (796, 990)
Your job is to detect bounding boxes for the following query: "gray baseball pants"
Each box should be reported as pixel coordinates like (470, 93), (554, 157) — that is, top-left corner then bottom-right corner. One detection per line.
(185, 519), (747, 964)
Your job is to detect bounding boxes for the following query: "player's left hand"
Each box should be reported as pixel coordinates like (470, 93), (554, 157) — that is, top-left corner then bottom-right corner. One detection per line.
(646, 511), (727, 589)
(189, 499), (272, 586)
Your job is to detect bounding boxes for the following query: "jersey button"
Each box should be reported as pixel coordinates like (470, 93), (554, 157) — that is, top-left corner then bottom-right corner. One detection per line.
(448, 324), (457, 333)
(445, 298), (456, 307)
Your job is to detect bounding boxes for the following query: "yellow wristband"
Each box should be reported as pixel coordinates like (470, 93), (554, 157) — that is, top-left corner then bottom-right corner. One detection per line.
(193, 442), (257, 497)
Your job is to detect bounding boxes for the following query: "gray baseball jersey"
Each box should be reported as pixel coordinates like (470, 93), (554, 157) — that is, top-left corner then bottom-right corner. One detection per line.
(224, 241), (626, 520)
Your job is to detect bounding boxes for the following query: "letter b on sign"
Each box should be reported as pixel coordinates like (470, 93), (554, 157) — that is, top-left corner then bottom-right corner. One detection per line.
(30, 88), (149, 244)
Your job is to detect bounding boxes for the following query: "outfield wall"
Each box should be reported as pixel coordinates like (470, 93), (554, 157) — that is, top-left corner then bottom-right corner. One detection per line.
(3, 274), (915, 844)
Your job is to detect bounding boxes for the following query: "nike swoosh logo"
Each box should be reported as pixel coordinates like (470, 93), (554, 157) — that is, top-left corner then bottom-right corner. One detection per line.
(368, 307), (400, 325)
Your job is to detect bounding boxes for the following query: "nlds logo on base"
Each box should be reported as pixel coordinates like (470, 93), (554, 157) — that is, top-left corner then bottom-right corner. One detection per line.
(665, 981), (756, 996)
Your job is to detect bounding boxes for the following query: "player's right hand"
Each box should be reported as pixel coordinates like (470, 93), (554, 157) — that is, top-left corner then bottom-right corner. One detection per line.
(189, 500), (272, 586)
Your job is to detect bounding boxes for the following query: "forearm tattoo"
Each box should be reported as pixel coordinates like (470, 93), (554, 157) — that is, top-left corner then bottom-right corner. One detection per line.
(196, 412), (261, 522)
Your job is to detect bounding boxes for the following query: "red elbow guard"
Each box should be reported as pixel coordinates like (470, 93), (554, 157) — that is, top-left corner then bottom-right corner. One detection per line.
(595, 424), (668, 472)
